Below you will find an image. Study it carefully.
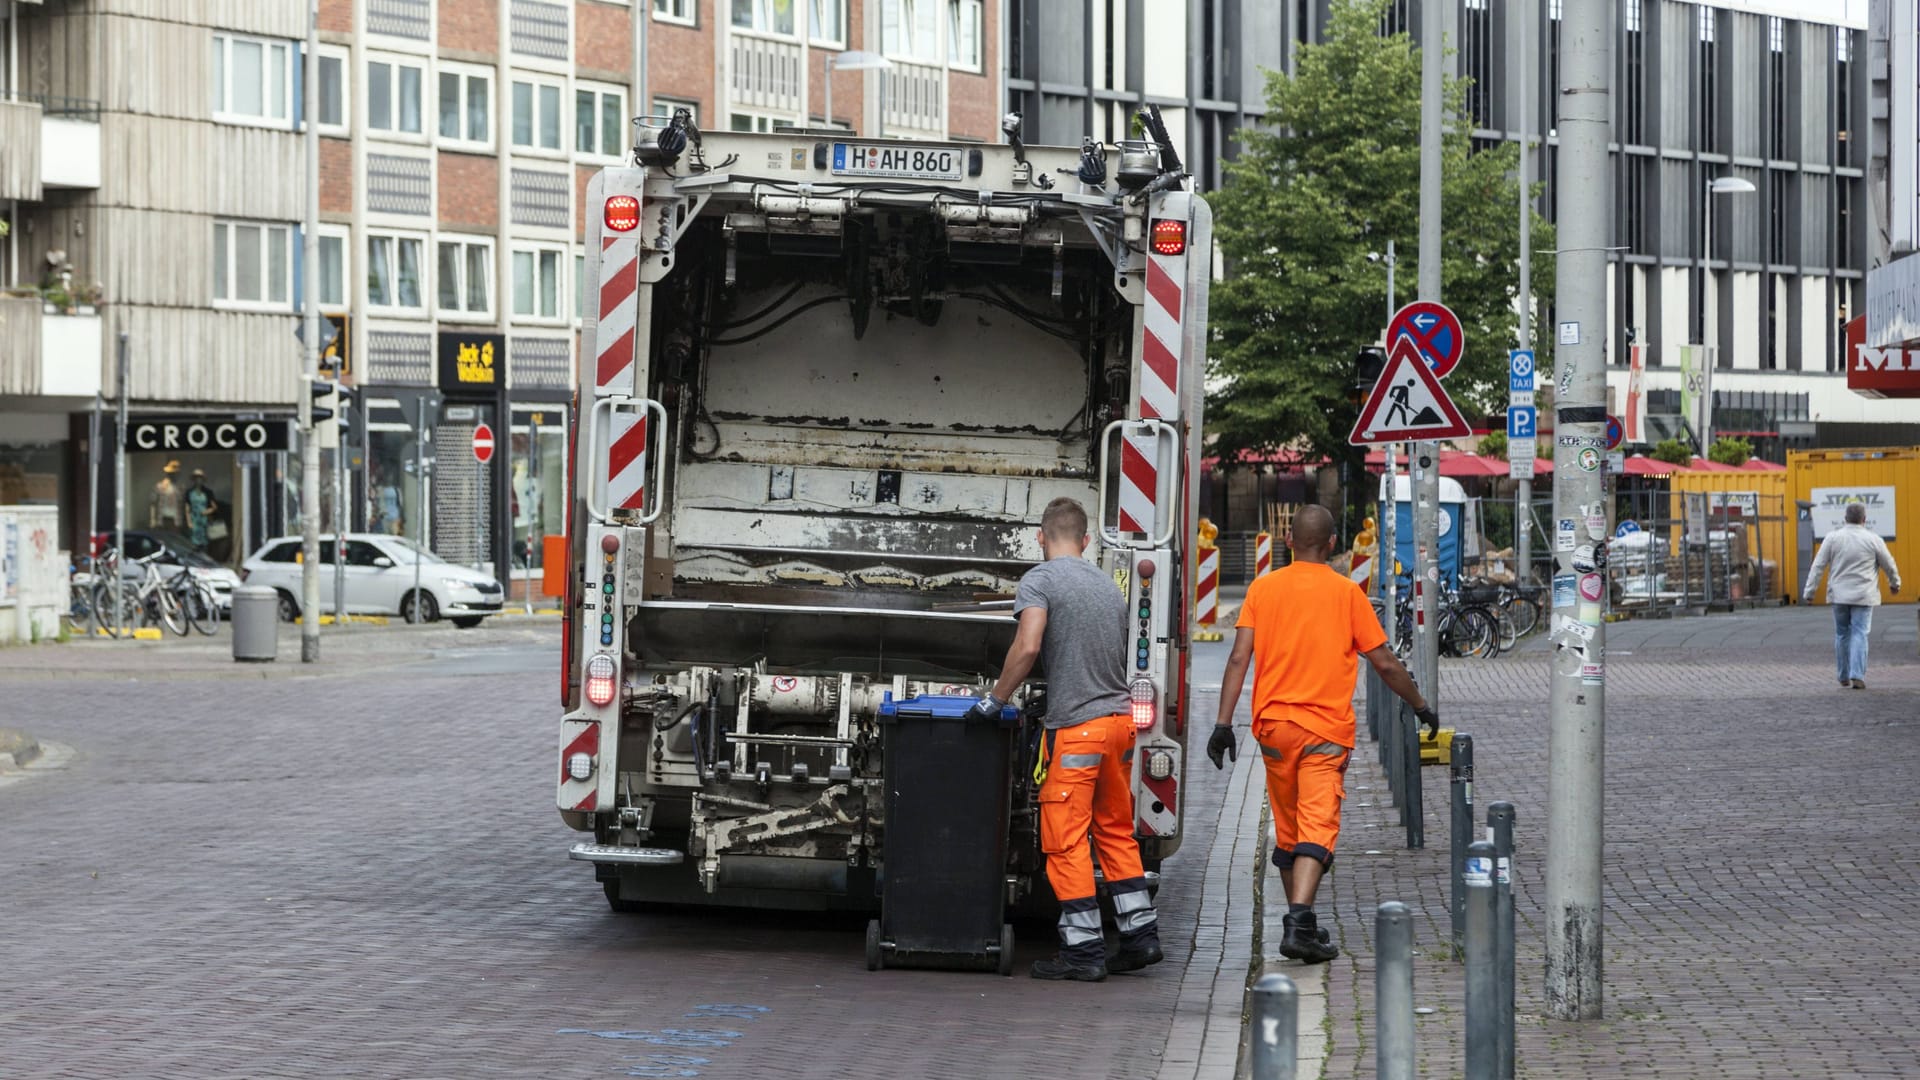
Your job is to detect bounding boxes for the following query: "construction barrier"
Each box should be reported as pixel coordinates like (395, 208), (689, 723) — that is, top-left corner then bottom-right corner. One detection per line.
(1254, 531), (1273, 578)
(1193, 544), (1221, 641)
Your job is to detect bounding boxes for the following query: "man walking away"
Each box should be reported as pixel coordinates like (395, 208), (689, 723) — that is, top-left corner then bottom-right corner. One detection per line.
(1205, 504), (1435, 963)
(973, 497), (1162, 982)
(1803, 502), (1902, 689)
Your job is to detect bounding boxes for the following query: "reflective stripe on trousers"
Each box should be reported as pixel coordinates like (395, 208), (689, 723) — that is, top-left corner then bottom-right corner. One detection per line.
(1108, 875), (1159, 936)
(1058, 898), (1103, 948)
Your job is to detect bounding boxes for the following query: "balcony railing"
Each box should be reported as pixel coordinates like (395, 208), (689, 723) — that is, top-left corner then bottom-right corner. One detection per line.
(23, 93), (101, 122)
(883, 61), (944, 138)
(0, 99), (41, 201)
(729, 32), (803, 118)
(0, 297), (103, 398)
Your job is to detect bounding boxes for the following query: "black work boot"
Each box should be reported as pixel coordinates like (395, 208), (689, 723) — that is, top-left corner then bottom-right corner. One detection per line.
(1030, 954), (1108, 981)
(1279, 910), (1339, 964)
(1107, 931), (1164, 974)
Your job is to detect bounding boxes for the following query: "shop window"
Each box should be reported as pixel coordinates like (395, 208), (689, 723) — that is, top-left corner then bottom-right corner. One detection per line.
(368, 55), (426, 136)
(512, 245), (565, 322)
(212, 32), (294, 126)
(512, 76), (565, 152)
(213, 220), (295, 309)
(575, 82), (628, 161)
(438, 63), (494, 149)
(368, 230), (428, 313)
(437, 235), (494, 321)
(511, 406), (569, 576)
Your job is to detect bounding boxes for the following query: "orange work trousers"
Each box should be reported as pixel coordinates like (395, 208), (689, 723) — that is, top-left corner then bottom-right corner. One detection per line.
(1039, 711), (1147, 904)
(1254, 715), (1351, 868)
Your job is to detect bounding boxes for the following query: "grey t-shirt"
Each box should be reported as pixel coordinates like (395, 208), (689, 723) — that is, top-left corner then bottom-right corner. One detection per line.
(1013, 555), (1131, 728)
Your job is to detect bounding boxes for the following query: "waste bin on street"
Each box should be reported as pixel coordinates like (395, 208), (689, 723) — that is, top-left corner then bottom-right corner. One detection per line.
(866, 692), (1018, 975)
(231, 585), (279, 662)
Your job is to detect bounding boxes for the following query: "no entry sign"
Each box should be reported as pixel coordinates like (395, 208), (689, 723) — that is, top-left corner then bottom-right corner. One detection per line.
(472, 422), (495, 463)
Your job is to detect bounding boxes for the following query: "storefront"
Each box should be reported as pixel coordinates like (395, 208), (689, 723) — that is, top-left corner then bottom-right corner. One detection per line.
(434, 330), (510, 578)
(102, 414), (293, 565)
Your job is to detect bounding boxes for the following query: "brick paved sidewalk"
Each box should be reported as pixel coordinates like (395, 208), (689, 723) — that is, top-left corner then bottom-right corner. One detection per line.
(1320, 606), (1920, 1078)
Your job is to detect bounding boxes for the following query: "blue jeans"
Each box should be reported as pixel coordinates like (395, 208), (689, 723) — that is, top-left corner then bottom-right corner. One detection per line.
(1833, 604), (1873, 683)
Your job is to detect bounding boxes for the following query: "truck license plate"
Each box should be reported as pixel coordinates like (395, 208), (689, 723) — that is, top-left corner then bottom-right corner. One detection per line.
(830, 142), (963, 182)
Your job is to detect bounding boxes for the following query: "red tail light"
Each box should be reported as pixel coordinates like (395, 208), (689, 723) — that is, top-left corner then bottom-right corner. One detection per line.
(585, 653), (618, 706)
(605, 195), (641, 232)
(1130, 678), (1157, 731)
(1150, 219), (1186, 256)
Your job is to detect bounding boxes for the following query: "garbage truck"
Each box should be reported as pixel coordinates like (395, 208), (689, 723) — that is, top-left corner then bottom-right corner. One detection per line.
(555, 110), (1212, 935)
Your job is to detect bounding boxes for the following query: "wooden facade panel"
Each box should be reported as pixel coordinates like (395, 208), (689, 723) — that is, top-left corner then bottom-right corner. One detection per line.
(19, 7), (98, 105)
(0, 299), (45, 396)
(0, 100), (44, 202)
(95, 15), (214, 119)
(101, 114), (302, 219)
(113, 306), (301, 405)
(95, 0), (305, 38)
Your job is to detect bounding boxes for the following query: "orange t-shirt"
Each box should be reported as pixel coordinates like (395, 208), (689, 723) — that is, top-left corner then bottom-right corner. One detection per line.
(1234, 561), (1389, 748)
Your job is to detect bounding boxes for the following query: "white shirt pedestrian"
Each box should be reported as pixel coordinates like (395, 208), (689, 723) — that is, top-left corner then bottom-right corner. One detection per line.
(1803, 522), (1902, 607)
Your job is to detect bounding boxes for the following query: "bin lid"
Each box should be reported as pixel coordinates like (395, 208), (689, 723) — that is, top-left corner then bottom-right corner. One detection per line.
(878, 692), (1018, 725)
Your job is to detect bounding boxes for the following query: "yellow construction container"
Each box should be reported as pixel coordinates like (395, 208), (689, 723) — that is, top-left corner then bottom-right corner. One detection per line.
(1789, 448), (1920, 606)
(1667, 469), (1792, 602)
(1419, 727), (1455, 766)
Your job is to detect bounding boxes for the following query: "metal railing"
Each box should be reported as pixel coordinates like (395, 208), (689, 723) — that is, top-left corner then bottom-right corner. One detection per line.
(19, 93), (102, 122)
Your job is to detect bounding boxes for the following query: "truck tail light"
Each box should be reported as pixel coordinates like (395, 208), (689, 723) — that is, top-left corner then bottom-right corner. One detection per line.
(605, 195), (641, 233)
(1150, 219), (1186, 256)
(1130, 678), (1157, 731)
(585, 653), (618, 707)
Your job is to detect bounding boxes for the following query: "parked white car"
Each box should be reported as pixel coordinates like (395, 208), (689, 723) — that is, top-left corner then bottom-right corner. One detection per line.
(241, 534), (506, 627)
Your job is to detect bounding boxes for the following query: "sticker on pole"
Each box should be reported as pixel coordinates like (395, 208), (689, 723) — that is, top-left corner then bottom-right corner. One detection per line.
(1463, 857), (1493, 886)
(1387, 301), (1466, 379)
(1348, 337), (1474, 445)
(471, 422), (495, 463)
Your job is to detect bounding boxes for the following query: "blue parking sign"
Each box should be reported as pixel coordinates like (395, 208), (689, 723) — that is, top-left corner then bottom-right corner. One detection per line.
(1507, 405), (1537, 439)
(1509, 349), (1535, 392)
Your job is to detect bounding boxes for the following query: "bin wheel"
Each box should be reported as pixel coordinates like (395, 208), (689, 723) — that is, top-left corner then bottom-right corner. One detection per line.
(997, 924), (1015, 977)
(865, 919), (883, 971)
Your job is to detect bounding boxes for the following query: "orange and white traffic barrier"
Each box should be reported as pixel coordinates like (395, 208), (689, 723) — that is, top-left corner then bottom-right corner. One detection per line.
(1254, 531), (1272, 578)
(1193, 544), (1222, 641)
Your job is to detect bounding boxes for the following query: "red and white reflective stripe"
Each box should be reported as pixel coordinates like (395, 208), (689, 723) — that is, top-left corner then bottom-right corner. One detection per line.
(1118, 433), (1158, 534)
(595, 234), (640, 395)
(1140, 252), (1183, 421)
(606, 410), (648, 512)
(1195, 547), (1219, 627)
(557, 720), (601, 812)
(1415, 580), (1426, 626)
(1254, 532), (1272, 577)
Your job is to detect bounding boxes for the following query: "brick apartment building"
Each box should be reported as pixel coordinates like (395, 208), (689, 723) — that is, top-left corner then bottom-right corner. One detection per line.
(0, 0), (1003, 594)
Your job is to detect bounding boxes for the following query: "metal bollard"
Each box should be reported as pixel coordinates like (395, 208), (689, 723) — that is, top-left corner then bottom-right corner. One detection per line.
(1464, 839), (1498, 1079)
(1383, 696), (1403, 811)
(1489, 802), (1517, 1080)
(1375, 901), (1415, 1080)
(1401, 703), (1424, 849)
(1249, 972), (1298, 1080)
(1449, 732), (1475, 952)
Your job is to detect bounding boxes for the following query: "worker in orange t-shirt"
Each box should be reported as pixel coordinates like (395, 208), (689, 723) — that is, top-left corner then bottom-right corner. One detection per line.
(1205, 504), (1436, 963)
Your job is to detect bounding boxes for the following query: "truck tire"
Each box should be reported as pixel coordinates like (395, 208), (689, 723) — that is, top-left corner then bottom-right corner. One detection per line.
(865, 919), (884, 971)
(602, 879), (645, 914)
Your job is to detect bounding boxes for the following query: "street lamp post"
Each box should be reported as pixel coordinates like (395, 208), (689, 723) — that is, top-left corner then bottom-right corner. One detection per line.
(1698, 174), (1756, 449)
(824, 50), (892, 135)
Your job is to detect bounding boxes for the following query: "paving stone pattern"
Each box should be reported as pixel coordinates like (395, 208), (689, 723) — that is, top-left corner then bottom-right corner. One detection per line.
(1315, 607), (1920, 1078)
(0, 631), (1257, 1079)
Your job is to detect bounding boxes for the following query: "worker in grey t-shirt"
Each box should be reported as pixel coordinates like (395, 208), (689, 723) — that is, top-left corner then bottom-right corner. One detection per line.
(974, 496), (1161, 982)
(1803, 501), (1903, 689)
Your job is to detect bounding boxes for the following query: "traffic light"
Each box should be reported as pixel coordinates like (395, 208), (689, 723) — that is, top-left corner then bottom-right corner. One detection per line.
(1351, 346), (1388, 405)
(309, 378), (337, 423)
(310, 379), (341, 450)
(333, 382), (356, 449)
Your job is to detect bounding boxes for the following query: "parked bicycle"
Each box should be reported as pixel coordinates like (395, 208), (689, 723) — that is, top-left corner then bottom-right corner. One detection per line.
(165, 563), (221, 636)
(1372, 581), (1502, 660)
(91, 549), (187, 636)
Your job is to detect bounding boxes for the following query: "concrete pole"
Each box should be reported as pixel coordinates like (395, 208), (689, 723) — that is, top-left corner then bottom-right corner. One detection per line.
(299, 0), (321, 662)
(1412, 0), (1444, 700)
(1511, 0), (1533, 588)
(113, 332), (127, 636)
(1545, 0), (1610, 1022)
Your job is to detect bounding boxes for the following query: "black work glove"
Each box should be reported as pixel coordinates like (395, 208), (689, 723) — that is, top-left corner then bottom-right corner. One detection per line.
(1415, 706), (1440, 741)
(967, 694), (1006, 723)
(1206, 725), (1238, 770)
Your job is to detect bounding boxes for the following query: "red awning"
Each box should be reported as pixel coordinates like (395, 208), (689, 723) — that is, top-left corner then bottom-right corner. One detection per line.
(1739, 458), (1785, 471)
(1617, 455), (1678, 477)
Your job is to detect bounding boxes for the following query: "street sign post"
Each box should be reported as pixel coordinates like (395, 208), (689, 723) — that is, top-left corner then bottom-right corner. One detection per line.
(1349, 338), (1474, 445)
(1388, 301), (1466, 379)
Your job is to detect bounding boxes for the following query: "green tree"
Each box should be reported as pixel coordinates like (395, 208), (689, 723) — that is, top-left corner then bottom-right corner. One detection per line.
(1206, 0), (1555, 473)
(1707, 436), (1753, 467)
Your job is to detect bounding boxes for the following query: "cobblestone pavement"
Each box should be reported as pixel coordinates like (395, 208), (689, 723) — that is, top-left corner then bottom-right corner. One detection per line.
(1294, 606), (1920, 1078)
(0, 627), (1255, 1079)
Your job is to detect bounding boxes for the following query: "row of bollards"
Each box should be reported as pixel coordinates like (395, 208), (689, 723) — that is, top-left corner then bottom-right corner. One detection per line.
(1370, 679), (1425, 850)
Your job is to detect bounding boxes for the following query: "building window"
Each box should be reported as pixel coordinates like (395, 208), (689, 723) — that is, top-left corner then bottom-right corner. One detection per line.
(948, 0), (982, 71)
(810, 0), (846, 46)
(213, 221), (294, 308)
(512, 77), (565, 152)
(654, 0), (697, 25)
(437, 236), (494, 321)
(512, 246), (565, 322)
(316, 47), (349, 132)
(367, 231), (427, 313)
(729, 112), (786, 133)
(732, 0), (796, 36)
(368, 56), (426, 135)
(652, 96), (698, 125)
(438, 63), (493, 149)
(575, 252), (586, 320)
(212, 33), (294, 125)
(575, 82), (629, 160)
(884, 0), (944, 62)
(318, 226), (349, 309)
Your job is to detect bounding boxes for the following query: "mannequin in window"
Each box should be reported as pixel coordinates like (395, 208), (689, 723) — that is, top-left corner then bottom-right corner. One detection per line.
(186, 468), (220, 551)
(150, 460), (183, 530)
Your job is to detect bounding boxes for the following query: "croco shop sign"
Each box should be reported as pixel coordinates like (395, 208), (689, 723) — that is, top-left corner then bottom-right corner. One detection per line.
(126, 417), (291, 453)
(438, 331), (505, 389)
